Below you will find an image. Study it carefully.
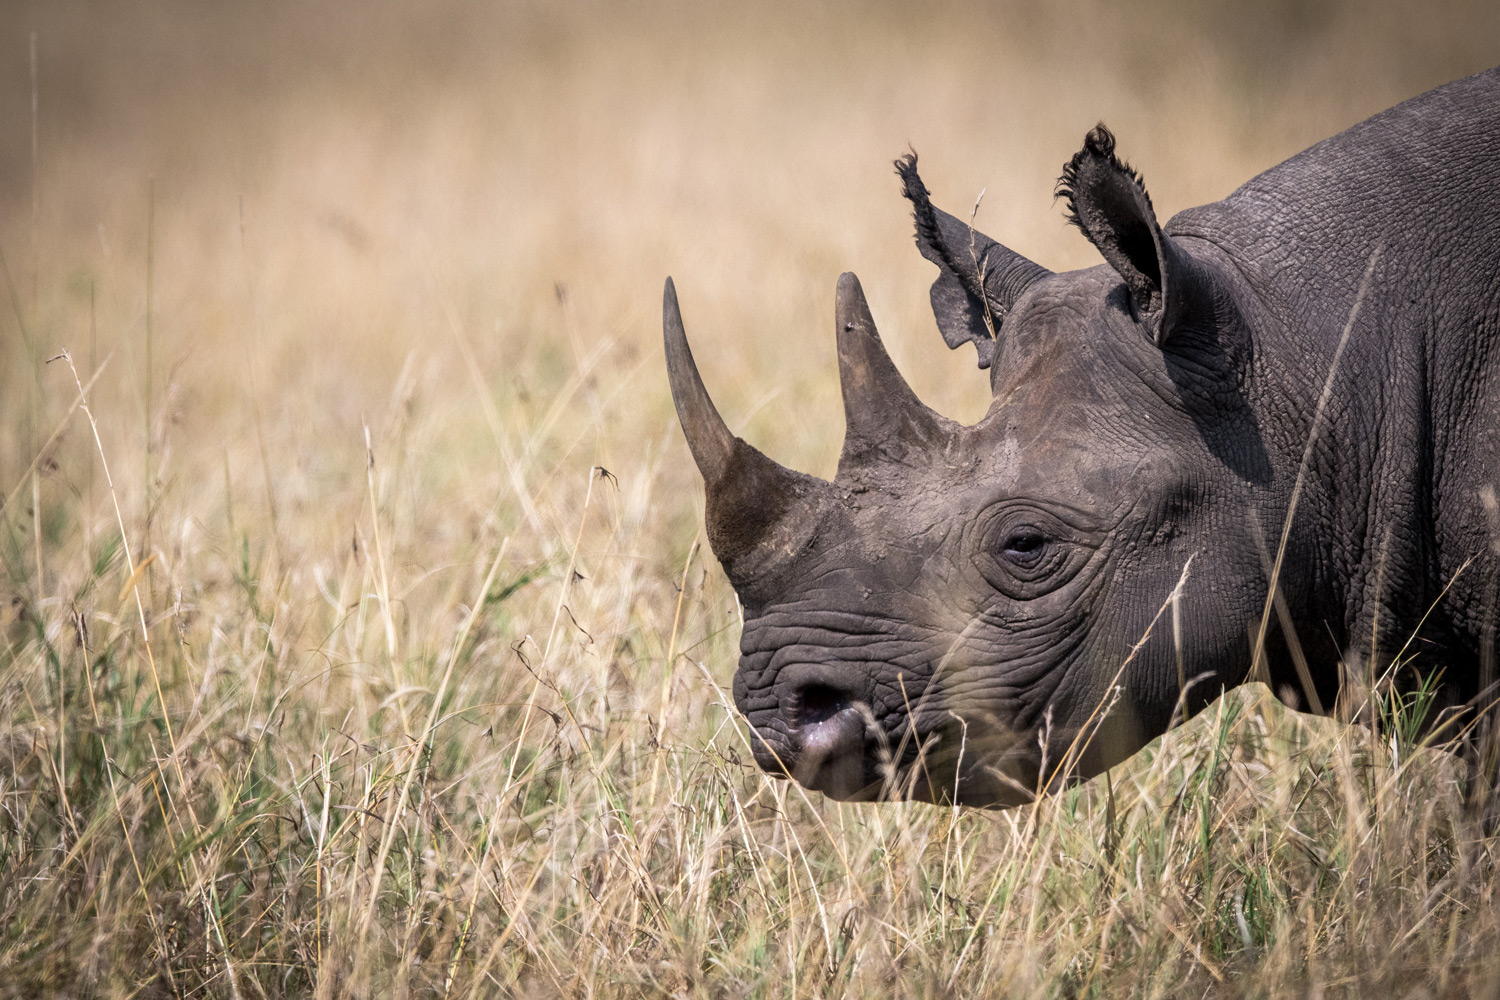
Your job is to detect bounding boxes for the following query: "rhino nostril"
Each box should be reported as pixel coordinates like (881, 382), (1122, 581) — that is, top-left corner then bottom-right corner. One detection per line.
(799, 684), (849, 726)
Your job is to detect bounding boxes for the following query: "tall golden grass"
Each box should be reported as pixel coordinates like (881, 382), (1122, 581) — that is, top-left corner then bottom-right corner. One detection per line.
(1, 2), (1499, 995)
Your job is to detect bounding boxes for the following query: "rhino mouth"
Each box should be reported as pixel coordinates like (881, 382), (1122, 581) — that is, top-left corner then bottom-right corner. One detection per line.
(756, 664), (881, 800)
(788, 687), (875, 800)
(755, 662), (1004, 803)
(742, 658), (1060, 806)
(762, 668), (876, 803)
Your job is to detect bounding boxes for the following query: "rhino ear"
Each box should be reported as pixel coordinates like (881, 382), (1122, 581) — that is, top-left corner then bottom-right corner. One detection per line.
(897, 154), (1050, 370)
(1057, 125), (1196, 346)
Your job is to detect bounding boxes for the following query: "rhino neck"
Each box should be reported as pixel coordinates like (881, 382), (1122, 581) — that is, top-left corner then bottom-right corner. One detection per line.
(1187, 197), (1500, 700)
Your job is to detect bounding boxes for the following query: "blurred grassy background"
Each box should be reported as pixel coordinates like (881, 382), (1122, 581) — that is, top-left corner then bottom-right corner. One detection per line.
(0, 2), (1497, 996)
(4, 0), (1498, 463)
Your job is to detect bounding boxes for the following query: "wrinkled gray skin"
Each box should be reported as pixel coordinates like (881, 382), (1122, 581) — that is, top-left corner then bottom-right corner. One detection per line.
(665, 68), (1500, 807)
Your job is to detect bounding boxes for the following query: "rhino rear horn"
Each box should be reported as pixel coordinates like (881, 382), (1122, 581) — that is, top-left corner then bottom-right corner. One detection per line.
(835, 272), (956, 474)
(897, 153), (1051, 369)
(664, 278), (831, 585)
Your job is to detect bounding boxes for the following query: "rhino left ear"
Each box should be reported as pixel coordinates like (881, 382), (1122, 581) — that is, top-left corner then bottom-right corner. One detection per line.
(897, 153), (1051, 369)
(1057, 125), (1196, 345)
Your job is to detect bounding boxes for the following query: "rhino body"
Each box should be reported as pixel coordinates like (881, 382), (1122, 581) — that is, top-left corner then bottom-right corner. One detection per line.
(665, 68), (1500, 806)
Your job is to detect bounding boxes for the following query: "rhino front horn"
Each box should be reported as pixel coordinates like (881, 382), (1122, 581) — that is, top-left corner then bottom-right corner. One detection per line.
(835, 272), (955, 472)
(663, 278), (831, 584)
(663, 277), (738, 483)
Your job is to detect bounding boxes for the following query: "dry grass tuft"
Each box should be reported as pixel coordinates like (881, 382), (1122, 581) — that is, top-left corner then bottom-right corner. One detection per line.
(1, 2), (1499, 996)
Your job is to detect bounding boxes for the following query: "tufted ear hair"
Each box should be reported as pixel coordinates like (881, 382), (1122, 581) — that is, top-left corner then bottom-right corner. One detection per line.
(897, 154), (1051, 369)
(1056, 125), (1198, 345)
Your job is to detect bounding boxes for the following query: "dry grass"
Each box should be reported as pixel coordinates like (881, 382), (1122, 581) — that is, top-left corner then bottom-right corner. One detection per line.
(1, 2), (1499, 996)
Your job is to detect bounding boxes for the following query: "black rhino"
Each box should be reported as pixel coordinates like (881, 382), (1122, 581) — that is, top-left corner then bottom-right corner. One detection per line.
(664, 67), (1500, 807)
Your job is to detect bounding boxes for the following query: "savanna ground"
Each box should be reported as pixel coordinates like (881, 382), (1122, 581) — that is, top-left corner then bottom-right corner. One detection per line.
(1, 2), (1499, 996)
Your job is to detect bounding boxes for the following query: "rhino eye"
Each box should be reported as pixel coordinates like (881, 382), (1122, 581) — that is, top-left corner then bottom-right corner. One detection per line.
(1001, 530), (1049, 564)
(975, 504), (1098, 599)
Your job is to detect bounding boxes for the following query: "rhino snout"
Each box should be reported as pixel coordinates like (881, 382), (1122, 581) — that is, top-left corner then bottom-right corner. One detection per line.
(742, 663), (880, 800)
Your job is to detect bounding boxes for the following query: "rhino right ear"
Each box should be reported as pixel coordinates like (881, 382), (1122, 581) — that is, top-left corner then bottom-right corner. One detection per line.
(1056, 125), (1200, 346)
(897, 153), (1051, 369)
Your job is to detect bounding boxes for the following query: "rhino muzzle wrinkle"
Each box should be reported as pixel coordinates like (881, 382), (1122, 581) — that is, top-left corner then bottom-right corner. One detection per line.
(668, 67), (1500, 809)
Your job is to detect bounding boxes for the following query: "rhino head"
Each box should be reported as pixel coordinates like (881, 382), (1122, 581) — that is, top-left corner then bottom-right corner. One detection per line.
(667, 127), (1279, 806)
